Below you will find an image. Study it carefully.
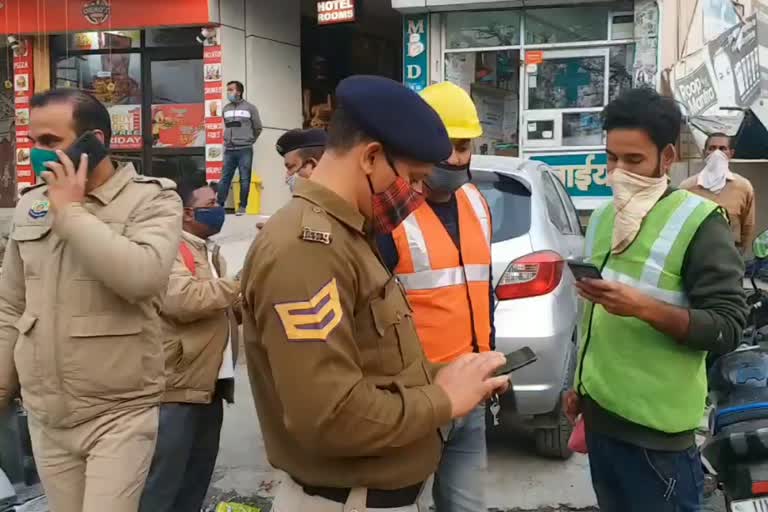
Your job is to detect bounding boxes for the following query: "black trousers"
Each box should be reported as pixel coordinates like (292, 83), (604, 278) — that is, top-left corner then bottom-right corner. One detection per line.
(138, 398), (224, 512)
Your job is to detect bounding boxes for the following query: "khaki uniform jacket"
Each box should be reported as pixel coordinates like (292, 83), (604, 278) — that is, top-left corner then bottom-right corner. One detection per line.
(680, 173), (756, 251)
(242, 179), (452, 491)
(162, 231), (240, 404)
(0, 164), (182, 429)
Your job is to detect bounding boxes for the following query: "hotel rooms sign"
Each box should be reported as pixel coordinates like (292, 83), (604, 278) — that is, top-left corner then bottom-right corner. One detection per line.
(317, 0), (355, 25)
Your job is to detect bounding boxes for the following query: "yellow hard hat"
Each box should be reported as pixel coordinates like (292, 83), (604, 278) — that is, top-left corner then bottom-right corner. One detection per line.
(420, 82), (483, 139)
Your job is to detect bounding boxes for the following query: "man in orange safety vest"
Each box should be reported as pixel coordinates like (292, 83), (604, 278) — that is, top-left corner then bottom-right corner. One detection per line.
(376, 81), (494, 512)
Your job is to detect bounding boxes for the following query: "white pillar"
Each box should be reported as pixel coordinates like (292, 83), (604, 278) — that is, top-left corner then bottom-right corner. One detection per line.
(219, 0), (302, 215)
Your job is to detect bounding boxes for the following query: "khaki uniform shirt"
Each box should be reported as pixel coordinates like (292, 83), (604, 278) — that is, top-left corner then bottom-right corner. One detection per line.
(242, 179), (452, 490)
(680, 173), (756, 251)
(162, 231), (240, 404)
(0, 164), (182, 428)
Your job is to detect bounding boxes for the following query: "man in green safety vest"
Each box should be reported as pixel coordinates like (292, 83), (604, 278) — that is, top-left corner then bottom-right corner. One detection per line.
(564, 88), (748, 512)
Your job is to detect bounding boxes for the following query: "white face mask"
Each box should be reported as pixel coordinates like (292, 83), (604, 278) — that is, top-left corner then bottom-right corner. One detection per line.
(698, 150), (732, 194)
(287, 174), (298, 193)
(608, 168), (668, 254)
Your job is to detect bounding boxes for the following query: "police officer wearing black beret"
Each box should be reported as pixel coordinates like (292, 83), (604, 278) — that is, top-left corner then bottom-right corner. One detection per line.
(276, 128), (327, 193)
(241, 75), (509, 512)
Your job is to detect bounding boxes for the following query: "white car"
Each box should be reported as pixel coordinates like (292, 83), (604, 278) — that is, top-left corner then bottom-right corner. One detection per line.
(471, 155), (586, 459)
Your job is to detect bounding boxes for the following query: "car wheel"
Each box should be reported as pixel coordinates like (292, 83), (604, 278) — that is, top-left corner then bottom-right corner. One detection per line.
(534, 406), (574, 459)
(534, 337), (577, 460)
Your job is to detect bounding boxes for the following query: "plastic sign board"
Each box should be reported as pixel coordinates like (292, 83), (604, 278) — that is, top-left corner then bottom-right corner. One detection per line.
(317, 0), (355, 25)
(403, 14), (429, 92)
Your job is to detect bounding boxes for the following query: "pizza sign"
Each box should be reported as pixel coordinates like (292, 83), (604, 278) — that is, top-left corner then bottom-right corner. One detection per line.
(82, 0), (110, 25)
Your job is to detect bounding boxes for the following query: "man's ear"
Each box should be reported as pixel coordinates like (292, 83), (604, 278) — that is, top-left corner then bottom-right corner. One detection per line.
(182, 206), (195, 224)
(92, 129), (107, 146)
(661, 144), (677, 174)
(359, 142), (382, 177)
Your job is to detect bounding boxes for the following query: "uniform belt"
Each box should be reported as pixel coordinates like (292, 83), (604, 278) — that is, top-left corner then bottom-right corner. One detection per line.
(294, 478), (423, 508)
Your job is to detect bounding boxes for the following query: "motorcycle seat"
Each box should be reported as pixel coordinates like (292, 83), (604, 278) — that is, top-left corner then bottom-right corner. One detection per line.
(715, 403), (768, 432)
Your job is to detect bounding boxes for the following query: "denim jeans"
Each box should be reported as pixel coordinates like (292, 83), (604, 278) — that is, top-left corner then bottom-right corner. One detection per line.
(586, 430), (704, 512)
(138, 399), (224, 512)
(433, 406), (487, 512)
(217, 147), (253, 209)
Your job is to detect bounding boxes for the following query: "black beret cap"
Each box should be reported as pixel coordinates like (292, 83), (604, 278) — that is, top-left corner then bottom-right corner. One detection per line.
(276, 128), (328, 157)
(335, 75), (452, 163)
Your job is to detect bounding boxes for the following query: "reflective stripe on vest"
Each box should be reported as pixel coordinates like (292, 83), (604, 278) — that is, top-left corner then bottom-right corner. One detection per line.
(397, 264), (490, 291)
(391, 183), (492, 362)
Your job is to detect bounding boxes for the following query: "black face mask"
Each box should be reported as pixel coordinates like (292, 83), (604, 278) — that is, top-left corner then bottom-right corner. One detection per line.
(425, 162), (471, 194)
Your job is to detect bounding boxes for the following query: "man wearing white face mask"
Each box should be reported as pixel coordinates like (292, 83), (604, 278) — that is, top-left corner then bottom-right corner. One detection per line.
(681, 133), (755, 253)
(563, 88), (748, 512)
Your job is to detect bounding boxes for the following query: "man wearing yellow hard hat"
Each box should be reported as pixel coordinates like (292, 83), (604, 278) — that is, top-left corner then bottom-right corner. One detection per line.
(376, 82), (493, 512)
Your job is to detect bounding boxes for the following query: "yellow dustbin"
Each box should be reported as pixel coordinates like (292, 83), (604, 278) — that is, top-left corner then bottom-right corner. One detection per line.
(232, 174), (263, 214)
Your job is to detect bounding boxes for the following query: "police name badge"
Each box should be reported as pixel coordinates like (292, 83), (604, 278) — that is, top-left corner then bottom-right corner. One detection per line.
(28, 199), (50, 219)
(301, 226), (331, 245)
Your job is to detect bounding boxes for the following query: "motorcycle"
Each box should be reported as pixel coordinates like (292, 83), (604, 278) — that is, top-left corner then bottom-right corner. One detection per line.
(702, 228), (768, 511)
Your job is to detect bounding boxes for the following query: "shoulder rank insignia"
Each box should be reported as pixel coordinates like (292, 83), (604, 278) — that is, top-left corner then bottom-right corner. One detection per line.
(28, 199), (50, 220)
(301, 226), (332, 245)
(274, 278), (342, 341)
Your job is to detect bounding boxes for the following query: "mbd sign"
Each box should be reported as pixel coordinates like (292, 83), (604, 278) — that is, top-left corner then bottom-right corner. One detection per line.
(317, 0), (355, 25)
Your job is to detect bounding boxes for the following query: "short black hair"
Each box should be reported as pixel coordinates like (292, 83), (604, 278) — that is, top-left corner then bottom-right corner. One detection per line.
(176, 171), (208, 207)
(705, 132), (733, 149)
(327, 106), (372, 153)
(30, 88), (113, 149)
(297, 146), (324, 161)
(602, 87), (682, 152)
(227, 81), (244, 94)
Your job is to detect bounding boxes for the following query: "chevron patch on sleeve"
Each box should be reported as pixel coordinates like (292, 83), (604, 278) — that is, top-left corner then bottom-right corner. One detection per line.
(274, 278), (343, 341)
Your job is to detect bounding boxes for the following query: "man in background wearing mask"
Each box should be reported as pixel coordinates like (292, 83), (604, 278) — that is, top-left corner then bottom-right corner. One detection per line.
(241, 75), (510, 512)
(139, 172), (240, 512)
(681, 132), (756, 253)
(0, 88), (182, 512)
(276, 128), (327, 193)
(219, 80), (262, 215)
(376, 81), (492, 512)
(565, 88), (747, 511)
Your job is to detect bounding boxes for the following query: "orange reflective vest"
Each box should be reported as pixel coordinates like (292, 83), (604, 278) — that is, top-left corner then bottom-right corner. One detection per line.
(392, 183), (492, 363)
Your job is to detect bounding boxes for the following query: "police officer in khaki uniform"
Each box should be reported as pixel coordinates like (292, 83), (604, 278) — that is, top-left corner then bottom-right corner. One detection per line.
(140, 172), (240, 512)
(0, 89), (182, 512)
(242, 76), (510, 512)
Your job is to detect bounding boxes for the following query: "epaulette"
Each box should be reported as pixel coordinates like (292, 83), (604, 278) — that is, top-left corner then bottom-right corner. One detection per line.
(132, 175), (177, 191)
(299, 205), (333, 245)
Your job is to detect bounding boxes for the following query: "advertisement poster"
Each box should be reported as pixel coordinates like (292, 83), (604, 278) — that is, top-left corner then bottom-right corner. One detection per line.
(675, 63), (718, 116)
(708, 17), (760, 108)
(403, 15), (429, 92)
(13, 37), (33, 190)
(108, 105), (142, 150)
(633, 0), (659, 87)
(203, 32), (224, 181)
(151, 104), (204, 148)
(530, 153), (612, 208)
(317, 0), (355, 25)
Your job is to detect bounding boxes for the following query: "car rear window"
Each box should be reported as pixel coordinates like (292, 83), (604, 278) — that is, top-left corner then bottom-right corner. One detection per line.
(471, 172), (532, 243)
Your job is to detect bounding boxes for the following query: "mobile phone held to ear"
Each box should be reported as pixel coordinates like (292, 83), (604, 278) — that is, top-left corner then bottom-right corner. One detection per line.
(65, 131), (108, 174)
(493, 347), (537, 377)
(567, 260), (603, 281)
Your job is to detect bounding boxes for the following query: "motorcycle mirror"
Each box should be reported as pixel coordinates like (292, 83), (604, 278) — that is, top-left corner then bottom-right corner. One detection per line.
(754, 229), (768, 260)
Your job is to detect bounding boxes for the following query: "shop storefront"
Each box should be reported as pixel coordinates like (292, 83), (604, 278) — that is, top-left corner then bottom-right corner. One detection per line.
(0, 0), (235, 194)
(397, 0), (661, 210)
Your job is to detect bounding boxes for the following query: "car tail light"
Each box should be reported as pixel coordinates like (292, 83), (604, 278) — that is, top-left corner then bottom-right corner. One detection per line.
(495, 250), (564, 301)
(753, 481), (768, 496)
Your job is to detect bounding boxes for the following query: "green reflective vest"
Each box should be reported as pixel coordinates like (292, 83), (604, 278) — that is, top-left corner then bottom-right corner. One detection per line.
(575, 190), (720, 434)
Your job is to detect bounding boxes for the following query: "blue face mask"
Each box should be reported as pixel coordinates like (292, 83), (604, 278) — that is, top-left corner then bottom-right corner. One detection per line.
(30, 147), (60, 177)
(194, 206), (226, 236)
(227, 94), (239, 103)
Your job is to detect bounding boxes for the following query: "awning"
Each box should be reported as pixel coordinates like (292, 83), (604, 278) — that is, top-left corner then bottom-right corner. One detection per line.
(670, 5), (768, 153)
(0, 0), (214, 35)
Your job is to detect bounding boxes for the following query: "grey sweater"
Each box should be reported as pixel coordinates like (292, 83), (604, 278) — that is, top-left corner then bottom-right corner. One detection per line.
(223, 100), (262, 150)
